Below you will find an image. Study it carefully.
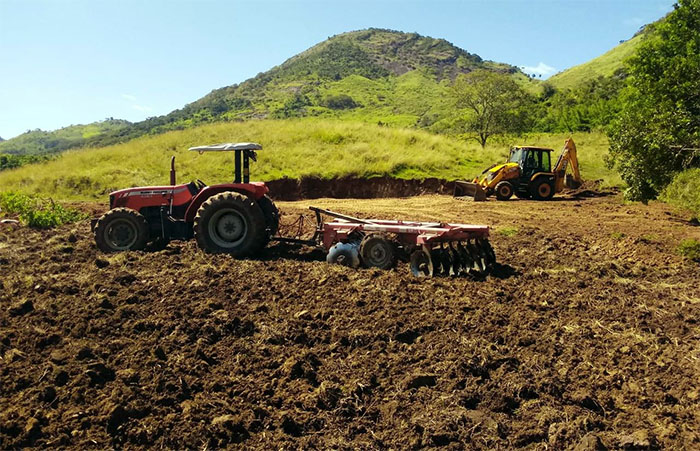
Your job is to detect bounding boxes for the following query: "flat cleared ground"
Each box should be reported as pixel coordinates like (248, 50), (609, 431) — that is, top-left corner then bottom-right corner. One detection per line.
(1, 193), (699, 449)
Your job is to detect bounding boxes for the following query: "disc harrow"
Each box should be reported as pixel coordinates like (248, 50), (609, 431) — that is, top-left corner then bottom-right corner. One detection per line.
(287, 207), (496, 278)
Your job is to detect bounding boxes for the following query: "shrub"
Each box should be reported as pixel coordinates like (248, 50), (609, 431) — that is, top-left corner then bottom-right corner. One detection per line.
(323, 94), (358, 110)
(0, 191), (85, 228)
(677, 239), (700, 262)
(661, 168), (700, 219)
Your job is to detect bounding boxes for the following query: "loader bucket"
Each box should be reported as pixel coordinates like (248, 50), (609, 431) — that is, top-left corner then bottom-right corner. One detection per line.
(454, 180), (487, 201)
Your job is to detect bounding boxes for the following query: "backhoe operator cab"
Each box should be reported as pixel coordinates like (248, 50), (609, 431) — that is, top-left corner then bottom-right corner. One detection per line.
(93, 142), (279, 256)
(508, 147), (552, 180)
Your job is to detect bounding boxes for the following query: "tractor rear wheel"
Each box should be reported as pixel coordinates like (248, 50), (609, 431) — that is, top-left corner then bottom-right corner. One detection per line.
(495, 181), (514, 201)
(530, 179), (555, 201)
(194, 192), (266, 257)
(360, 233), (396, 269)
(258, 194), (279, 245)
(94, 208), (149, 252)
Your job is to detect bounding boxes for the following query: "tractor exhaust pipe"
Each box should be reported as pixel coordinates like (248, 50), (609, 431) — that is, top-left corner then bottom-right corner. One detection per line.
(170, 156), (176, 185)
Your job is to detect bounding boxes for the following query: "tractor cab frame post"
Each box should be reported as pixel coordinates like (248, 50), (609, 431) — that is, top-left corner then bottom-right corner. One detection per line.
(233, 149), (254, 183)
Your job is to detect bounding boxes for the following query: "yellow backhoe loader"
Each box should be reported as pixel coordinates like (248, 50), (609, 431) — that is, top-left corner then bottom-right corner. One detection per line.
(454, 138), (583, 201)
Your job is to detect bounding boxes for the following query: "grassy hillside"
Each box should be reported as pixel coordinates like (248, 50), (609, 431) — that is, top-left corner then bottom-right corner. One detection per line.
(547, 23), (657, 92)
(0, 119), (130, 156)
(0, 119), (617, 202)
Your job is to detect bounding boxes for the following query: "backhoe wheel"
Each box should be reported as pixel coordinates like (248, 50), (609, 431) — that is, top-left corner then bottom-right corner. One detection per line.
(360, 233), (396, 270)
(531, 179), (555, 201)
(257, 194), (279, 245)
(194, 192), (266, 257)
(495, 181), (514, 201)
(94, 208), (149, 253)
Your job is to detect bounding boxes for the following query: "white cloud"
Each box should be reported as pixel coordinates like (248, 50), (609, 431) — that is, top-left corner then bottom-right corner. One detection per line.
(132, 104), (153, 113)
(121, 94), (153, 113)
(521, 62), (557, 77)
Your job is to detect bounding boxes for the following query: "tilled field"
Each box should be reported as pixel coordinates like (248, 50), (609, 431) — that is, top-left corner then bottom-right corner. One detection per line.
(1, 194), (699, 449)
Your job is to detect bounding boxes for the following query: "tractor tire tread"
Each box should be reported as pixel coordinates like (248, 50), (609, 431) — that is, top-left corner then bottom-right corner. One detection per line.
(94, 207), (149, 253)
(193, 191), (266, 257)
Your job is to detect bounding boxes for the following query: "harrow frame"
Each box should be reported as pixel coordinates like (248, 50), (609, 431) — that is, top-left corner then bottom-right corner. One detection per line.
(272, 207), (496, 277)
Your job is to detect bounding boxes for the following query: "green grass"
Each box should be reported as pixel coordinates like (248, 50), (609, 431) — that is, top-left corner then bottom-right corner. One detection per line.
(0, 119), (618, 202)
(677, 239), (700, 262)
(496, 226), (519, 237)
(547, 33), (646, 91)
(661, 168), (700, 219)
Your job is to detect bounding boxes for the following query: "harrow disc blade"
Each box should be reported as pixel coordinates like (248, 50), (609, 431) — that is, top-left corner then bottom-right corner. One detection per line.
(449, 244), (463, 276)
(410, 246), (434, 277)
(467, 240), (487, 274)
(430, 248), (446, 276)
(457, 242), (472, 276)
(478, 238), (496, 269)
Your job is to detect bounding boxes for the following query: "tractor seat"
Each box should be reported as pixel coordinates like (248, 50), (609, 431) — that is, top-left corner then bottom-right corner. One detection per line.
(187, 180), (207, 195)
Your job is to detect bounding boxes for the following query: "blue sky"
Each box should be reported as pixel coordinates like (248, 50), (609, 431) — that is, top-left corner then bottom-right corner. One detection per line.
(0, 0), (674, 140)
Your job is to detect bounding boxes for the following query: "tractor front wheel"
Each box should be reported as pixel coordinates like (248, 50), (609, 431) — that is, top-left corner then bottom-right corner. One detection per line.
(94, 208), (149, 252)
(495, 181), (514, 201)
(194, 192), (266, 257)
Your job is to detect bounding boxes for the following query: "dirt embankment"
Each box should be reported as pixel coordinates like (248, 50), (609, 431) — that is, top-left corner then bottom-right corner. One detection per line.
(264, 176), (617, 201)
(1, 194), (699, 449)
(265, 176), (456, 200)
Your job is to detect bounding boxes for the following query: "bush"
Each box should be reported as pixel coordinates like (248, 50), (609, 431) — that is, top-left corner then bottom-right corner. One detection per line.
(677, 239), (700, 262)
(661, 168), (700, 219)
(323, 94), (358, 110)
(0, 191), (85, 228)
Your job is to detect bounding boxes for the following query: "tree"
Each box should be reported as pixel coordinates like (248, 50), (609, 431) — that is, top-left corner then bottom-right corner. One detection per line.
(607, 0), (700, 201)
(452, 69), (529, 147)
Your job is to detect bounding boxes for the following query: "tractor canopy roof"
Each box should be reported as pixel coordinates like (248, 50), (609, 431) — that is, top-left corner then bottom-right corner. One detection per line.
(188, 142), (262, 152)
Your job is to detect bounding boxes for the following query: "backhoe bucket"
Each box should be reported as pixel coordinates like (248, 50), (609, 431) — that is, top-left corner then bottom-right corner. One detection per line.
(454, 180), (487, 201)
(564, 174), (582, 189)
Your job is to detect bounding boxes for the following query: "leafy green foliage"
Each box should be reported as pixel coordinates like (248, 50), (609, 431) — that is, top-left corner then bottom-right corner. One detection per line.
(0, 191), (85, 228)
(661, 168), (700, 218)
(608, 0), (700, 201)
(322, 94), (358, 110)
(0, 154), (51, 171)
(452, 70), (530, 147)
(677, 238), (700, 261)
(535, 73), (625, 133)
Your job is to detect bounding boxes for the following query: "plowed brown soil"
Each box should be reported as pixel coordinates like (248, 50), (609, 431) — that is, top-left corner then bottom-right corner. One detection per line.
(1, 194), (699, 449)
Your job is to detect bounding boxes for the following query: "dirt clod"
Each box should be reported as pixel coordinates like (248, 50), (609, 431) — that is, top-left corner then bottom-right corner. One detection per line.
(0, 194), (698, 449)
(8, 300), (33, 316)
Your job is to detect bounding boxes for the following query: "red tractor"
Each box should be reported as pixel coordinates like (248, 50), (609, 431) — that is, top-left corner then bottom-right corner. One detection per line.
(93, 143), (279, 256)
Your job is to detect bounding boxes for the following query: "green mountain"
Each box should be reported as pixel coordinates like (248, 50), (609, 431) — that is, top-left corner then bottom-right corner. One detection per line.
(546, 22), (661, 92)
(2, 29), (530, 156)
(0, 119), (130, 155)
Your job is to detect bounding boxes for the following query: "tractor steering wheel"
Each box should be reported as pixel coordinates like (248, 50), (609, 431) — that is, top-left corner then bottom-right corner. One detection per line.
(195, 179), (207, 190)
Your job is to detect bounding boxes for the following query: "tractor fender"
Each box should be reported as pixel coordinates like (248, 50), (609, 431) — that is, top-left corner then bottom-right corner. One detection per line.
(529, 172), (555, 183)
(184, 183), (268, 223)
